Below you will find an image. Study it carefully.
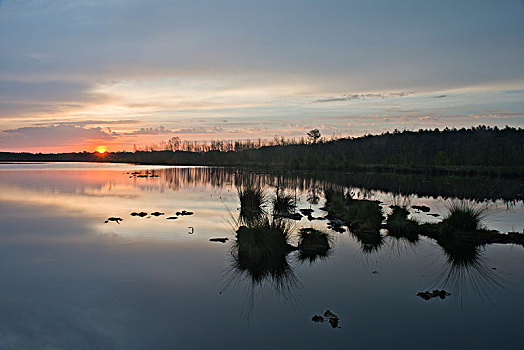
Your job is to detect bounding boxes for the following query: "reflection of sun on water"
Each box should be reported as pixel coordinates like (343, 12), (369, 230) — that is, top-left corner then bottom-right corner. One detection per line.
(96, 146), (107, 154)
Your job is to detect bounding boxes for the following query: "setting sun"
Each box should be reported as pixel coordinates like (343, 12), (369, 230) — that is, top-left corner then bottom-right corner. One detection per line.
(95, 146), (107, 154)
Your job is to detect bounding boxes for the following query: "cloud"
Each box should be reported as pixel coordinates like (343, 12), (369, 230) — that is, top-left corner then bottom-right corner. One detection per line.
(175, 126), (224, 134)
(0, 125), (115, 150)
(315, 91), (413, 103)
(1, 0), (524, 150)
(470, 113), (524, 120)
(24, 53), (52, 61)
(34, 120), (139, 127)
(0, 80), (103, 104)
(122, 126), (173, 135)
(0, 80), (113, 119)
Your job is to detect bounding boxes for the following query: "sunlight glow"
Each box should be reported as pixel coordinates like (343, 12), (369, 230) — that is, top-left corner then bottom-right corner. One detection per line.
(96, 146), (108, 154)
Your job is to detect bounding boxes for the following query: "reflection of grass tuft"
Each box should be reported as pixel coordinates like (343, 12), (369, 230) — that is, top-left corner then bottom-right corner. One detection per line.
(351, 230), (384, 253)
(223, 216), (301, 316)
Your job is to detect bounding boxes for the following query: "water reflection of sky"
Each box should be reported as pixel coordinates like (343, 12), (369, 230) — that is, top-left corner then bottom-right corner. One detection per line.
(0, 163), (524, 349)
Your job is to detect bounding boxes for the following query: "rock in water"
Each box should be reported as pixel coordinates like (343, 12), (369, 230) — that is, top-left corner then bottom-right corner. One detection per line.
(328, 317), (340, 328)
(209, 238), (229, 243)
(105, 217), (122, 224)
(323, 309), (338, 318)
(312, 309), (341, 328)
(412, 205), (431, 212)
(311, 315), (324, 322)
(416, 289), (450, 300)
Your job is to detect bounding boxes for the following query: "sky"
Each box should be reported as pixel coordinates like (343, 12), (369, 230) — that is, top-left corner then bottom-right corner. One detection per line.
(1, 0), (523, 152)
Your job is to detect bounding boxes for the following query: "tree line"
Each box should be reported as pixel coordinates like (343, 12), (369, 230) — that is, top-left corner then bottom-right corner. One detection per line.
(1, 125), (523, 177)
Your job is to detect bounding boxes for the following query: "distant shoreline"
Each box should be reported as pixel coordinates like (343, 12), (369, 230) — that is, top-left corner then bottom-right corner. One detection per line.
(1, 157), (523, 179)
(2, 126), (522, 178)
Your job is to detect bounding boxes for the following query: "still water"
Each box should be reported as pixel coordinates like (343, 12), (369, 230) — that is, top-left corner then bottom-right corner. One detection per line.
(0, 163), (523, 349)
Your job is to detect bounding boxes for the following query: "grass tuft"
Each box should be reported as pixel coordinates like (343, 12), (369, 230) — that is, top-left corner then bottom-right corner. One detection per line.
(238, 185), (267, 223)
(232, 218), (295, 284)
(386, 205), (419, 241)
(441, 201), (488, 234)
(272, 191), (296, 215)
(324, 186), (383, 232)
(297, 228), (332, 264)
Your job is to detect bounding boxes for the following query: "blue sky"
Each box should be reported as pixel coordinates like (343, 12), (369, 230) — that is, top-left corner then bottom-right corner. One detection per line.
(0, 0), (523, 151)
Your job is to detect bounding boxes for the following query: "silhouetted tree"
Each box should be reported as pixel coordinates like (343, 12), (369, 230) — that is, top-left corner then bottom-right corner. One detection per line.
(307, 129), (321, 144)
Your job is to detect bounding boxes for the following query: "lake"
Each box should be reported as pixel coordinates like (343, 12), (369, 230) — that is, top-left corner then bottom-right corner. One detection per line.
(0, 162), (523, 349)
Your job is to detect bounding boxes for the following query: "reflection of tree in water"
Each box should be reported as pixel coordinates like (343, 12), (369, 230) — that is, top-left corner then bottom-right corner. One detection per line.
(306, 187), (322, 205)
(152, 167), (521, 204)
(430, 239), (504, 305)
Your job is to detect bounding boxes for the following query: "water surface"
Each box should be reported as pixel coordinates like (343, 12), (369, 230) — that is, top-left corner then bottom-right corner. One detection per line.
(0, 163), (523, 349)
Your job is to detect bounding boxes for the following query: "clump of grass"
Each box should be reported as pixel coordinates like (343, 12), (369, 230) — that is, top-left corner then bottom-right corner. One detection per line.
(297, 228), (333, 264)
(232, 218), (295, 284)
(441, 201), (488, 234)
(345, 200), (384, 232)
(386, 205), (420, 240)
(238, 185), (267, 223)
(236, 218), (292, 254)
(223, 217), (301, 308)
(298, 228), (331, 251)
(323, 186), (345, 205)
(323, 187), (383, 232)
(272, 191), (296, 215)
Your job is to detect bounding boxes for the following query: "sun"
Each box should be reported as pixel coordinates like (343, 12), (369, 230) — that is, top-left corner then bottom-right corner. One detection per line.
(95, 146), (108, 154)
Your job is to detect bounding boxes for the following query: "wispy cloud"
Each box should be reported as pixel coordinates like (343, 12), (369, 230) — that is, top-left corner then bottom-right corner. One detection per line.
(24, 53), (52, 62)
(122, 126), (174, 135)
(315, 91), (414, 103)
(175, 126), (224, 135)
(34, 120), (139, 127)
(1, 0), (523, 151)
(0, 125), (115, 150)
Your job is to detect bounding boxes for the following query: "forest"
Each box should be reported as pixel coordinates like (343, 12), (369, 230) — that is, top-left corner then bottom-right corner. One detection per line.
(1, 125), (523, 177)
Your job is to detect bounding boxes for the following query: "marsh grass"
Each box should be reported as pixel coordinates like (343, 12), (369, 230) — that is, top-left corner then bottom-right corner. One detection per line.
(238, 185), (267, 223)
(441, 200), (489, 234)
(386, 205), (420, 241)
(346, 200), (384, 232)
(231, 218), (296, 285)
(272, 191), (296, 215)
(390, 193), (413, 209)
(221, 216), (301, 320)
(297, 228), (332, 264)
(324, 187), (384, 232)
(323, 186), (345, 204)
